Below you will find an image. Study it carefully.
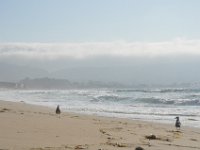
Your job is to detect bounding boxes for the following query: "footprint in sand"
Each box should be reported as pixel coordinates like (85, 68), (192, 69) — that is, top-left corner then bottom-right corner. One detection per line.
(100, 127), (123, 132)
(0, 108), (10, 113)
(99, 129), (111, 136)
(30, 146), (64, 150)
(64, 144), (89, 149)
(190, 138), (198, 141)
(106, 141), (134, 148)
(70, 116), (79, 118)
(145, 134), (172, 142)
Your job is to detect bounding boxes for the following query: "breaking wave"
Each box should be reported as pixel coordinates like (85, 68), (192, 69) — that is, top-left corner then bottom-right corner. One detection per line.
(0, 88), (200, 128)
(135, 97), (200, 106)
(89, 94), (200, 106)
(115, 88), (200, 93)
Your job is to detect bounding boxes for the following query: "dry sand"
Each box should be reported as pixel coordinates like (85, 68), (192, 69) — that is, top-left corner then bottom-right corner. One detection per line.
(0, 100), (200, 150)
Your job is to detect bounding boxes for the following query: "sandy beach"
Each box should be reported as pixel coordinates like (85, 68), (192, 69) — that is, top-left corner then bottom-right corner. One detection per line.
(0, 100), (200, 150)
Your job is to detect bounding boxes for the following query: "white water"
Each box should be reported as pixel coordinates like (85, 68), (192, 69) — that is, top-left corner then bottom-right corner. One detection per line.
(0, 88), (200, 128)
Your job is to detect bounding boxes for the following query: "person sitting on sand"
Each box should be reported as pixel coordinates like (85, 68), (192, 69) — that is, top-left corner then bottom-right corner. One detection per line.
(56, 105), (61, 114)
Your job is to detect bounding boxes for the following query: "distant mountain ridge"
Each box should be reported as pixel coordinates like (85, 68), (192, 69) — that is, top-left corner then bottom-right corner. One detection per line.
(1, 77), (200, 90)
(0, 77), (125, 89)
(19, 77), (125, 89)
(1, 61), (200, 85)
(0, 62), (48, 82)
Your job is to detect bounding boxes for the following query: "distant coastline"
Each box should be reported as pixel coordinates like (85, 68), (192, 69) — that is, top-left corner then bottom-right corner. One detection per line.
(1, 77), (200, 90)
(0, 77), (125, 89)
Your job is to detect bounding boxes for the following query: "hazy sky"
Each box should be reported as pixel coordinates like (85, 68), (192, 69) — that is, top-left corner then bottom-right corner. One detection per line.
(1, 0), (200, 58)
(1, 0), (200, 84)
(1, 0), (200, 42)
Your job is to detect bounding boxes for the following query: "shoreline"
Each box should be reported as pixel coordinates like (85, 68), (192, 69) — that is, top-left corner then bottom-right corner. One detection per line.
(1, 89), (200, 129)
(2, 98), (200, 129)
(0, 100), (200, 150)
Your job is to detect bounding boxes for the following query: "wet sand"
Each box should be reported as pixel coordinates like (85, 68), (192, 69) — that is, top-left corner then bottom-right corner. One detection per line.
(0, 100), (200, 150)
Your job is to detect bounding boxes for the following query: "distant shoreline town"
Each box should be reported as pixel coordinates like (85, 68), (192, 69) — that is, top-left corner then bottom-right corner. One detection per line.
(1, 77), (200, 90)
(0, 77), (125, 89)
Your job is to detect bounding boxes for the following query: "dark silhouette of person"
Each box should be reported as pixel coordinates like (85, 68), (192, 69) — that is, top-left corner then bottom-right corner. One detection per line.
(175, 116), (181, 129)
(56, 105), (61, 114)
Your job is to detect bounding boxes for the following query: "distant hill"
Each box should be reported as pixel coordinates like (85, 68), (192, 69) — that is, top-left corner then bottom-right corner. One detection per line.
(0, 81), (17, 89)
(20, 77), (71, 89)
(1, 60), (200, 86)
(19, 77), (125, 89)
(0, 62), (48, 82)
(1, 77), (200, 89)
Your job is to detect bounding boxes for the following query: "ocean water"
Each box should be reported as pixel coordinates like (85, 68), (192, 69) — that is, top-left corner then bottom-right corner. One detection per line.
(0, 88), (200, 128)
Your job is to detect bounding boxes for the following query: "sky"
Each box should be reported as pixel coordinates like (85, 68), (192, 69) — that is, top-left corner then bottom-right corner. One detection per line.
(1, 0), (200, 42)
(1, 0), (200, 84)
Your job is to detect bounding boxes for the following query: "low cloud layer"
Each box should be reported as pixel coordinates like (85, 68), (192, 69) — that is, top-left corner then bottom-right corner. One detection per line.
(1, 38), (200, 60)
(1, 38), (200, 84)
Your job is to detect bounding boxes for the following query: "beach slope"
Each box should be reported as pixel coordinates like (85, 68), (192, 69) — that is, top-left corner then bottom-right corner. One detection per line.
(0, 100), (200, 150)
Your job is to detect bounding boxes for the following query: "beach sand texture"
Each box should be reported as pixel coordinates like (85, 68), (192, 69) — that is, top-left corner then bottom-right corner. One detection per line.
(0, 100), (200, 150)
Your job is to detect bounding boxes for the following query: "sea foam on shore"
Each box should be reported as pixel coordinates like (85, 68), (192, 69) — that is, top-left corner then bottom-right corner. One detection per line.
(0, 87), (200, 128)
